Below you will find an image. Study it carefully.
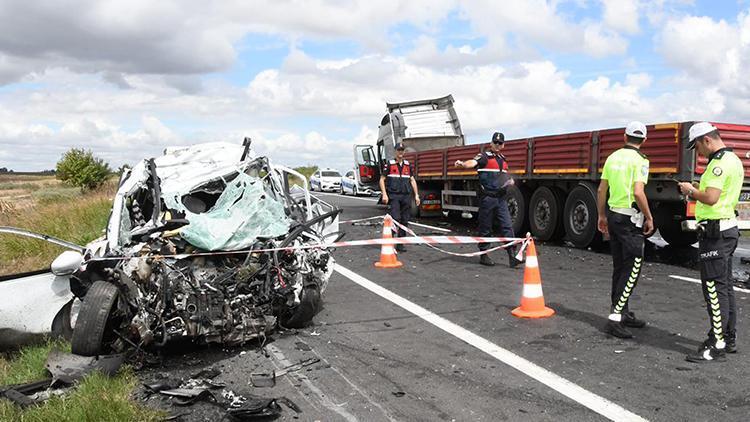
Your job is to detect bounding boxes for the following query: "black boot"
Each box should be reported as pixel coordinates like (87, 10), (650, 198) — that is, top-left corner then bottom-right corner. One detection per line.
(606, 320), (633, 338)
(507, 247), (523, 269)
(686, 339), (726, 363)
(480, 254), (495, 266)
(726, 332), (737, 354)
(622, 311), (646, 328)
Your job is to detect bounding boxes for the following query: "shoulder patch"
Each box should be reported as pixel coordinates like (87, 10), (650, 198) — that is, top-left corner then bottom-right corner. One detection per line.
(485, 151), (493, 156)
(473, 154), (483, 160)
(389, 159), (396, 164)
(403, 160), (410, 165)
(712, 166), (723, 176)
(641, 164), (649, 177)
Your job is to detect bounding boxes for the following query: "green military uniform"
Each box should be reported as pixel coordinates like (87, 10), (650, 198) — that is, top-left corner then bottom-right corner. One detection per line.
(601, 145), (649, 323)
(694, 148), (743, 352)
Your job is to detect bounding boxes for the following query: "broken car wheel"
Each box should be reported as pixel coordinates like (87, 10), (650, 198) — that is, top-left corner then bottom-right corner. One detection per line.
(280, 286), (322, 328)
(71, 280), (122, 356)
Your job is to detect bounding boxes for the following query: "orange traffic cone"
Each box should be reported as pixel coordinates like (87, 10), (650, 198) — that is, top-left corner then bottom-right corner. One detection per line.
(512, 238), (554, 318)
(374, 215), (403, 268)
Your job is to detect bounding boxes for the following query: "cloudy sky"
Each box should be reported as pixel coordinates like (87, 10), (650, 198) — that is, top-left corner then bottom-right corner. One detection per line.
(1, 0), (750, 172)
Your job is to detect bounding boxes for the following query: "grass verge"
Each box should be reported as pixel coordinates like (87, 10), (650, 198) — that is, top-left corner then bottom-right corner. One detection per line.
(0, 339), (163, 421)
(0, 182), (115, 276)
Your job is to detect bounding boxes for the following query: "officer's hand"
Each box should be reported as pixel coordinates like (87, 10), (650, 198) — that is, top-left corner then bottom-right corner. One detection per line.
(597, 216), (608, 235)
(382, 194), (389, 204)
(678, 182), (693, 195)
(415, 196), (421, 206)
(454, 160), (463, 168)
(643, 217), (655, 236)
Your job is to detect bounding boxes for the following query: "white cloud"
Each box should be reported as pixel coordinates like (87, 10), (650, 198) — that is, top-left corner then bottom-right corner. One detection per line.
(657, 11), (750, 96)
(601, 0), (641, 35)
(458, 0), (630, 58)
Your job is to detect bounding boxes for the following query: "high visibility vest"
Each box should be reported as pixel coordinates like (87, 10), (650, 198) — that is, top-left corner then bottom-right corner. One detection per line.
(475, 151), (509, 192)
(384, 159), (413, 194)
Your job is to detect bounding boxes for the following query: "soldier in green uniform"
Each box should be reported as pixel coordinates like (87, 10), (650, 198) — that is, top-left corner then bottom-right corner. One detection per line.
(597, 121), (655, 339)
(679, 122), (744, 363)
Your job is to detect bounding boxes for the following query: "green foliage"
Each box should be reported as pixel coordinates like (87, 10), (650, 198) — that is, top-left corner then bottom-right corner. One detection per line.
(56, 149), (111, 190)
(0, 340), (163, 421)
(289, 165), (318, 187)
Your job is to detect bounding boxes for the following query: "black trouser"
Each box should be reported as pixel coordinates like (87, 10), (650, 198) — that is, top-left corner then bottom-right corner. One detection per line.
(477, 194), (514, 251)
(607, 212), (644, 315)
(698, 225), (739, 345)
(388, 193), (411, 237)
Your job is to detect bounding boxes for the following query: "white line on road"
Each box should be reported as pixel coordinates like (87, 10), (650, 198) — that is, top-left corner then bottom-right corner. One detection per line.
(267, 343), (359, 421)
(669, 275), (750, 294)
(315, 192), (379, 203)
(334, 264), (648, 422)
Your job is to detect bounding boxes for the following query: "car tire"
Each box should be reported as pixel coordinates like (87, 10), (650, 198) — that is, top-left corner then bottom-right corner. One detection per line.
(280, 286), (322, 328)
(71, 280), (122, 356)
(352, 186), (358, 196)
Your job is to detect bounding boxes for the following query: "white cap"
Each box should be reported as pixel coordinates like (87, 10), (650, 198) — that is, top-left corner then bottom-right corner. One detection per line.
(687, 122), (718, 149)
(625, 121), (647, 139)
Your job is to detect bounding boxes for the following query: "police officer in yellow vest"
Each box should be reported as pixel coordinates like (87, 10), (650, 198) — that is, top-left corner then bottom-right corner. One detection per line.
(597, 121), (655, 339)
(678, 122), (744, 363)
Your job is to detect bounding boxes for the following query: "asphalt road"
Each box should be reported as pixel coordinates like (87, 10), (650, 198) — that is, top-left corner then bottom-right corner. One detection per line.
(141, 192), (750, 421)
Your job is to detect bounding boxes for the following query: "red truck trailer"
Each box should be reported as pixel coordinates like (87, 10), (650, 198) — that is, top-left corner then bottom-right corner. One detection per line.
(354, 96), (750, 248)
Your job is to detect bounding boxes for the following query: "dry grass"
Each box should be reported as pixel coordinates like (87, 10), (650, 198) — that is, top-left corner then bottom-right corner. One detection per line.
(0, 180), (116, 276)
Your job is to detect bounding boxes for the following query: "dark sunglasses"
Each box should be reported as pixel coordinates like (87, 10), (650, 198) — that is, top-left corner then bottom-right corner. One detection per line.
(491, 141), (503, 145)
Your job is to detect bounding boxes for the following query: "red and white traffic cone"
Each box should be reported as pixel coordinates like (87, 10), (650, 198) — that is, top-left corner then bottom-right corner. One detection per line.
(374, 215), (403, 268)
(512, 238), (554, 318)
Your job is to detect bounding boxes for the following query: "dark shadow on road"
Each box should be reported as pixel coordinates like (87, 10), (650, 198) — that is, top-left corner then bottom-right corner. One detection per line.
(548, 302), (702, 355)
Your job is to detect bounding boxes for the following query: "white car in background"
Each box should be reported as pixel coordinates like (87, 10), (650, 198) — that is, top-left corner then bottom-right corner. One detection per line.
(340, 169), (377, 196)
(309, 169), (342, 192)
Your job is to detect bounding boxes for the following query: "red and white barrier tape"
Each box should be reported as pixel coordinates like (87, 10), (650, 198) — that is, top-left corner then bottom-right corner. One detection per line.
(389, 217), (529, 259)
(89, 214), (531, 262)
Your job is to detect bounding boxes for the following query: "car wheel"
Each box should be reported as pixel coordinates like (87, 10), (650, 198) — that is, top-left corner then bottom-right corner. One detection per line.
(279, 286), (322, 328)
(71, 280), (123, 356)
(338, 185), (343, 195)
(352, 186), (358, 196)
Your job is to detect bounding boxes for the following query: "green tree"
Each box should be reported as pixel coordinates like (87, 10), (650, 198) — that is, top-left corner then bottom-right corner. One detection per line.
(56, 148), (111, 190)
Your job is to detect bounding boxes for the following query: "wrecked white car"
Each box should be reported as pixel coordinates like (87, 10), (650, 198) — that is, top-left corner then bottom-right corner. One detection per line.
(3, 140), (340, 356)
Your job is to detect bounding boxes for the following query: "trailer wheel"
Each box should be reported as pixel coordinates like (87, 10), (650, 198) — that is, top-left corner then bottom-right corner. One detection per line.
(563, 185), (602, 248)
(71, 280), (123, 356)
(506, 184), (529, 236)
(529, 187), (564, 241)
(655, 204), (697, 247)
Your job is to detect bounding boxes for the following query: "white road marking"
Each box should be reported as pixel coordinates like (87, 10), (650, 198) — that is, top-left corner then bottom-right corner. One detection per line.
(300, 336), (399, 422)
(267, 343), (359, 422)
(669, 275), (750, 294)
(408, 221), (452, 233)
(315, 192), (379, 203)
(334, 264), (648, 422)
